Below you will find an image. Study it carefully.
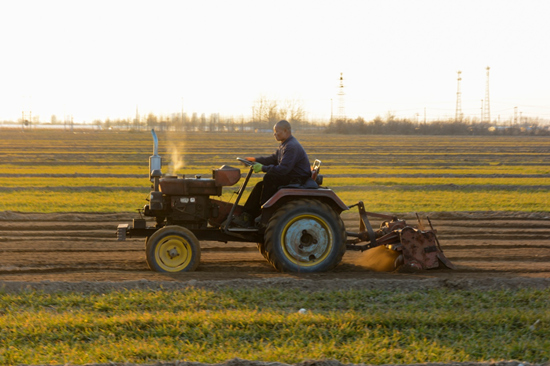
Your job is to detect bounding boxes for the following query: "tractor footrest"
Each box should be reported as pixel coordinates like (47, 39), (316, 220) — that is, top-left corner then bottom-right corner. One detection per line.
(117, 224), (129, 241)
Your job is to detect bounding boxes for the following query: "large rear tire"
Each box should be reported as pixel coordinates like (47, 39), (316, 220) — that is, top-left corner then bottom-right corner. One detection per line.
(257, 242), (269, 260)
(263, 199), (346, 272)
(146, 226), (201, 273)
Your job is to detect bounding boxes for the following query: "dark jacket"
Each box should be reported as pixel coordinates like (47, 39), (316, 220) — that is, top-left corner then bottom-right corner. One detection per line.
(255, 135), (311, 179)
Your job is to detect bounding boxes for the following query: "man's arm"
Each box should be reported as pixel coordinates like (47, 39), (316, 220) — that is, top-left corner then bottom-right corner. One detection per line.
(261, 143), (299, 176)
(255, 152), (278, 166)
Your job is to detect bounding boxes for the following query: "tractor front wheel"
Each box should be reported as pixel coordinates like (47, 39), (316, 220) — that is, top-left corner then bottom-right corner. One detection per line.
(263, 199), (346, 273)
(145, 226), (201, 272)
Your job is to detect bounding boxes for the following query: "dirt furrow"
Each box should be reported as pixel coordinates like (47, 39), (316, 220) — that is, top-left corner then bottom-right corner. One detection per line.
(0, 212), (549, 283)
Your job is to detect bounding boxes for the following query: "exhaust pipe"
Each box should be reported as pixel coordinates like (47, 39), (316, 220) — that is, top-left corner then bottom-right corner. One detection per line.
(149, 129), (162, 183)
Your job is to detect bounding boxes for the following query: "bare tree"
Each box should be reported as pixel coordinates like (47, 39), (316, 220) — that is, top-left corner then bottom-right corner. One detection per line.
(146, 113), (158, 129)
(281, 99), (305, 125)
(252, 95), (279, 128)
(252, 95), (305, 129)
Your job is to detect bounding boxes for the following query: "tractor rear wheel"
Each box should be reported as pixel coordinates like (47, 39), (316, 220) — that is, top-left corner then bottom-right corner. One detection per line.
(257, 242), (268, 260)
(145, 226), (201, 272)
(263, 199), (346, 272)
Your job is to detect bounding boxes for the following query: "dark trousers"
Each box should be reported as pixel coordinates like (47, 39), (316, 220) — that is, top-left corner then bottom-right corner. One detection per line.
(243, 171), (306, 218)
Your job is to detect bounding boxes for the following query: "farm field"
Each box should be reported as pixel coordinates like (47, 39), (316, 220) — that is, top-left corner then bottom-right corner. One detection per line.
(0, 128), (549, 281)
(0, 129), (549, 212)
(0, 128), (549, 365)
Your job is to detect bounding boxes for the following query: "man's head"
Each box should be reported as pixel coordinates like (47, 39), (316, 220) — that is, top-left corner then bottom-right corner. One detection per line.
(273, 120), (292, 142)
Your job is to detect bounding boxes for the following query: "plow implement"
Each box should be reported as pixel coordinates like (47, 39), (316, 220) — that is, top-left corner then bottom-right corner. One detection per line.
(346, 201), (455, 272)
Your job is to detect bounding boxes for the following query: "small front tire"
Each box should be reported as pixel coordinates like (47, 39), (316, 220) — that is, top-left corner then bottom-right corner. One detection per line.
(145, 226), (201, 273)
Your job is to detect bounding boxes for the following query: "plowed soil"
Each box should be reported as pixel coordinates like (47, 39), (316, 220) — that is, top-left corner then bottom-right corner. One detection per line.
(1, 210), (549, 293)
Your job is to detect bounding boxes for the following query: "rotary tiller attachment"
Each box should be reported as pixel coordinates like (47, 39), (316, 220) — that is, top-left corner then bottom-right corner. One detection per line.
(346, 201), (455, 272)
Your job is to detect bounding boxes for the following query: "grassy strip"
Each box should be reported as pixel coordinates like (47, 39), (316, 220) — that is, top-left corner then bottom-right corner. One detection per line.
(322, 177), (550, 187)
(0, 165), (150, 175)
(2, 177), (550, 188)
(0, 191), (150, 212)
(0, 288), (548, 365)
(333, 189), (549, 212)
(1, 164), (549, 176)
(0, 188), (547, 212)
(0, 177), (147, 187)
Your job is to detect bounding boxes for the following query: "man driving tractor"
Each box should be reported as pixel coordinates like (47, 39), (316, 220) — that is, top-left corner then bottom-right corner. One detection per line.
(118, 124), (455, 273)
(233, 119), (311, 228)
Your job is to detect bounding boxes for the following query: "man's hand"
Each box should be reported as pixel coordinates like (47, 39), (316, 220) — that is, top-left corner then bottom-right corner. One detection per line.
(253, 163), (263, 173)
(245, 157), (256, 162)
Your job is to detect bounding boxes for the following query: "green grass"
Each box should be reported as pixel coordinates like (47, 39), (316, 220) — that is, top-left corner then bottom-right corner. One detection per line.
(333, 189), (549, 212)
(1, 188), (547, 213)
(0, 288), (548, 365)
(326, 177), (550, 186)
(1, 130), (549, 212)
(2, 164), (549, 176)
(0, 191), (150, 212)
(0, 177), (147, 187)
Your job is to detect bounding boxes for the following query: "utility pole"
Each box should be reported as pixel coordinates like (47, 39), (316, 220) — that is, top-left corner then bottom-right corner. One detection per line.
(455, 70), (463, 122)
(483, 66), (491, 123)
(480, 99), (484, 122)
(337, 73), (345, 121)
(330, 99), (333, 123)
(424, 107), (426, 124)
(21, 96), (32, 131)
(519, 111), (523, 125)
(135, 105), (140, 130)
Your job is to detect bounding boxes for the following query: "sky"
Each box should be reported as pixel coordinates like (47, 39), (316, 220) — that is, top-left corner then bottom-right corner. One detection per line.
(1, 0), (549, 124)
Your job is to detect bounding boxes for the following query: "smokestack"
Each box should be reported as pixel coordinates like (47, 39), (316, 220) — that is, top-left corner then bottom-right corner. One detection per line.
(149, 129), (162, 182)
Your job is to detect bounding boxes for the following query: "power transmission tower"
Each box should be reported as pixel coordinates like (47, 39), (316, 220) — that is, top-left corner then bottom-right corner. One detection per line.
(21, 96), (32, 131)
(480, 99), (484, 122)
(337, 72), (346, 121)
(21, 111), (32, 131)
(455, 70), (463, 122)
(483, 66), (491, 123)
(134, 105), (140, 130)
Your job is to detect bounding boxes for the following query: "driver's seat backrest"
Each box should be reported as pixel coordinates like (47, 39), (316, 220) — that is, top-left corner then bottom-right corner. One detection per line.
(311, 159), (323, 185)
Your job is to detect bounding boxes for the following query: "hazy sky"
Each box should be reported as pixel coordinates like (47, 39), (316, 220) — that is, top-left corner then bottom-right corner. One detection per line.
(1, 0), (549, 123)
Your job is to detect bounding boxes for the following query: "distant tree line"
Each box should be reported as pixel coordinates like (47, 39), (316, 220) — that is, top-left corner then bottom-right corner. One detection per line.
(91, 96), (317, 132)
(91, 112), (322, 133)
(6, 95), (548, 136)
(325, 114), (550, 136)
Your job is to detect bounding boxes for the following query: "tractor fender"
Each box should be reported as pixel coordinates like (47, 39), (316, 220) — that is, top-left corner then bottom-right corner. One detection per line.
(262, 188), (349, 214)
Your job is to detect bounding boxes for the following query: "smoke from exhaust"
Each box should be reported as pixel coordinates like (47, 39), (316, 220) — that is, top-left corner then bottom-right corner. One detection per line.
(168, 143), (185, 176)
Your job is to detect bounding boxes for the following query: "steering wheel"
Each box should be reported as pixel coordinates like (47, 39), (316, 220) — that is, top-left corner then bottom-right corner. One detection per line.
(236, 157), (255, 167)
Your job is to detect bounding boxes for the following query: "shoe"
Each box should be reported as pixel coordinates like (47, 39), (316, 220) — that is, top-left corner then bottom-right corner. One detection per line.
(231, 212), (253, 228)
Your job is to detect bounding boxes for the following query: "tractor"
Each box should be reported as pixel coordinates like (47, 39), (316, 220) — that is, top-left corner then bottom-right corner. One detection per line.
(117, 130), (454, 273)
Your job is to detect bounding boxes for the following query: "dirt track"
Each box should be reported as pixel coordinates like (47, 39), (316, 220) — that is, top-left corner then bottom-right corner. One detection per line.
(1, 210), (549, 292)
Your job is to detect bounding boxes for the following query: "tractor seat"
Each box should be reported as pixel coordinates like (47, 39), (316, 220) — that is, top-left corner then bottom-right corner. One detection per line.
(280, 159), (323, 190)
(311, 159), (322, 185)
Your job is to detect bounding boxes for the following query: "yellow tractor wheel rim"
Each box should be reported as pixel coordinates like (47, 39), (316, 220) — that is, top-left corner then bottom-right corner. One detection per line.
(155, 234), (193, 272)
(280, 214), (333, 267)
